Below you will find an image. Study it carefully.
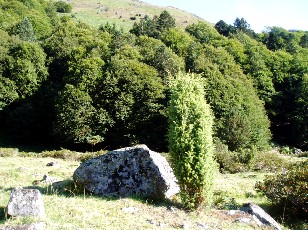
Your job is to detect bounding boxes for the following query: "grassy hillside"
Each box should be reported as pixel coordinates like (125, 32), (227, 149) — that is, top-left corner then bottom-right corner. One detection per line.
(1, 148), (298, 229)
(66, 0), (205, 30)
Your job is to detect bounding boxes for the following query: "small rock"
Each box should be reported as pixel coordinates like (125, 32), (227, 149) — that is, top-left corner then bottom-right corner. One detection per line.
(227, 210), (239, 215)
(46, 162), (58, 167)
(147, 219), (158, 225)
(17, 167), (27, 172)
(235, 217), (251, 224)
(41, 175), (57, 184)
(121, 207), (138, 213)
(6, 188), (45, 217)
(196, 222), (209, 229)
(51, 180), (72, 192)
(180, 222), (190, 229)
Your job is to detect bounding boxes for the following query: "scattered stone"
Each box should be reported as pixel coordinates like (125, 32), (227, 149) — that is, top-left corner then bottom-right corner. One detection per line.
(227, 210), (239, 215)
(196, 222), (209, 229)
(46, 162), (58, 167)
(6, 188), (45, 218)
(121, 207), (138, 213)
(235, 217), (251, 224)
(240, 203), (282, 230)
(146, 220), (167, 227)
(17, 167), (27, 172)
(33, 175), (57, 185)
(181, 222), (190, 229)
(41, 175), (57, 184)
(167, 206), (176, 212)
(0, 222), (45, 230)
(147, 219), (158, 225)
(73, 145), (180, 199)
(294, 148), (302, 155)
(51, 180), (72, 193)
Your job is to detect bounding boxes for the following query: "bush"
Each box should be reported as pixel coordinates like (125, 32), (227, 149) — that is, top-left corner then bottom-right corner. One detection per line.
(168, 72), (216, 209)
(54, 1), (72, 13)
(250, 150), (289, 172)
(255, 161), (308, 220)
(214, 140), (258, 173)
(214, 142), (247, 173)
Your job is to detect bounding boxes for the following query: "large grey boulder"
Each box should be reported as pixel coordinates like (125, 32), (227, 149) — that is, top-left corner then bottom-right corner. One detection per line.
(6, 188), (45, 218)
(73, 145), (180, 199)
(240, 203), (282, 230)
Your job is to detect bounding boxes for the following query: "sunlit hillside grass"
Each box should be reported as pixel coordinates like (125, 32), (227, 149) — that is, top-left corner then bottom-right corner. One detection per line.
(63, 0), (206, 30)
(0, 148), (291, 229)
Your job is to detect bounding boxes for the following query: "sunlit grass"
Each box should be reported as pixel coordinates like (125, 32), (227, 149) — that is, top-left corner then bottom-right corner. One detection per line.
(60, 0), (205, 30)
(0, 149), (284, 229)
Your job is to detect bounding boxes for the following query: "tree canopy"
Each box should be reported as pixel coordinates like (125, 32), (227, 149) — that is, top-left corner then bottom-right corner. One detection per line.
(0, 0), (307, 151)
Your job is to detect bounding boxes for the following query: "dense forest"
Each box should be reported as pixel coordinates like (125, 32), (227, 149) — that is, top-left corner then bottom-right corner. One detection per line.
(0, 0), (307, 152)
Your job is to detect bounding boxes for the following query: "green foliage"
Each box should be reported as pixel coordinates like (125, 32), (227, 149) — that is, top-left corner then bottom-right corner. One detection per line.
(188, 43), (271, 151)
(0, 35), (48, 107)
(168, 72), (215, 209)
(11, 17), (36, 41)
(255, 161), (308, 220)
(214, 142), (249, 173)
(137, 36), (185, 79)
(99, 57), (166, 149)
(186, 21), (225, 46)
(130, 16), (159, 38)
(130, 10), (175, 38)
(53, 84), (104, 144)
(161, 28), (194, 57)
(299, 33), (308, 48)
(214, 20), (234, 37)
(54, 1), (72, 13)
(0, 0), (54, 39)
(156, 10), (176, 32)
(249, 150), (289, 172)
(263, 27), (304, 53)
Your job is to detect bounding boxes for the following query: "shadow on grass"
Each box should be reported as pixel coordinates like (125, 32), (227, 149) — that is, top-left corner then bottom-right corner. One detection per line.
(0, 207), (5, 223)
(4, 180), (180, 210)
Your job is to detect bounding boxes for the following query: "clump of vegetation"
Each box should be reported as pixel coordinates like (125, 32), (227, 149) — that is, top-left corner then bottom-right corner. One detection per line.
(54, 1), (72, 13)
(214, 142), (248, 173)
(168, 72), (216, 209)
(213, 190), (239, 210)
(255, 161), (308, 220)
(249, 150), (289, 172)
(40, 149), (106, 162)
(0, 148), (19, 157)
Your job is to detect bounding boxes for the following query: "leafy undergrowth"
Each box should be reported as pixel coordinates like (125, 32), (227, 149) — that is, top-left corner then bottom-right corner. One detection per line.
(0, 148), (303, 229)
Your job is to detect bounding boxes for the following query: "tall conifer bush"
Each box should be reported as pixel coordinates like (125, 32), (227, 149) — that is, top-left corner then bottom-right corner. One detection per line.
(168, 72), (215, 209)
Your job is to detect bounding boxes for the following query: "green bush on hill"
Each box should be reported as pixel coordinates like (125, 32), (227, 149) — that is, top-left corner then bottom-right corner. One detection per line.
(255, 161), (308, 220)
(168, 72), (216, 209)
(54, 1), (72, 13)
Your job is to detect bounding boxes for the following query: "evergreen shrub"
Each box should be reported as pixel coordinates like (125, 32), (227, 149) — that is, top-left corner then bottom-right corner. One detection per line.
(168, 72), (216, 209)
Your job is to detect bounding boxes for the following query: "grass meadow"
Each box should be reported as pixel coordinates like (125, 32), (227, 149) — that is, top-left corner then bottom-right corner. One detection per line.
(0, 147), (286, 229)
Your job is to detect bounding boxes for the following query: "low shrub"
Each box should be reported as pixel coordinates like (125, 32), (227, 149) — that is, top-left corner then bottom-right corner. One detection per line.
(250, 150), (289, 172)
(214, 141), (253, 173)
(54, 1), (72, 13)
(40, 149), (106, 162)
(0, 148), (19, 157)
(213, 190), (239, 210)
(255, 161), (308, 220)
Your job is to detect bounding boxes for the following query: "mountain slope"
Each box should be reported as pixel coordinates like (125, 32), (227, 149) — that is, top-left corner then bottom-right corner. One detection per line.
(67, 0), (206, 30)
